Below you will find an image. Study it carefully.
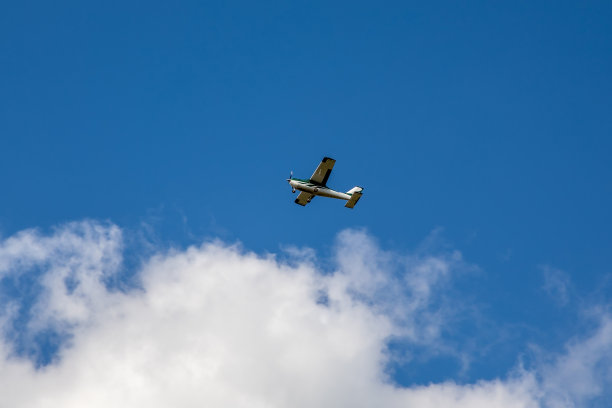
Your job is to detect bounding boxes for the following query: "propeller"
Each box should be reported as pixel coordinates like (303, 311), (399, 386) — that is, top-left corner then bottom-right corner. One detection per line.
(288, 171), (295, 192)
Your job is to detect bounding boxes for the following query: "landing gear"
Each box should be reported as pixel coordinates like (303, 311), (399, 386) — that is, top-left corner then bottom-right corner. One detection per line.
(292, 188), (296, 193)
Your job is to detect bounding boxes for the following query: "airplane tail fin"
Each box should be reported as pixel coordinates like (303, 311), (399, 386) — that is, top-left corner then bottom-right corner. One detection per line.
(345, 186), (363, 209)
(346, 186), (363, 195)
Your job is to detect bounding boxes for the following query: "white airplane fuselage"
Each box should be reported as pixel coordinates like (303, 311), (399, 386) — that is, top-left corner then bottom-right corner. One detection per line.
(288, 179), (350, 200)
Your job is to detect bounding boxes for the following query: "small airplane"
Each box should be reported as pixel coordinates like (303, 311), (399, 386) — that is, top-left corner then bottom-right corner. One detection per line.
(287, 157), (363, 208)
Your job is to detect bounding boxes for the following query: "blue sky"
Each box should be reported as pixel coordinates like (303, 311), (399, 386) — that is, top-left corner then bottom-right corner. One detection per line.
(1, 2), (612, 406)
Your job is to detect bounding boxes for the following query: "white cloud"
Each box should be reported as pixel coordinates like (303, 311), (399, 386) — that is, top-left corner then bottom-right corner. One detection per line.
(538, 312), (612, 408)
(0, 221), (122, 348)
(541, 265), (571, 306)
(0, 221), (610, 407)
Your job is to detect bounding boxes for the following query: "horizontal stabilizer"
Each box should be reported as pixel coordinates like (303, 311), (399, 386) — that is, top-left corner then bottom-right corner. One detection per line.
(345, 191), (363, 209)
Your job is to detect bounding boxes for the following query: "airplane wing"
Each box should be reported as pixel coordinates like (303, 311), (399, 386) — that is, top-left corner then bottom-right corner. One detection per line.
(310, 157), (336, 186)
(294, 191), (314, 206)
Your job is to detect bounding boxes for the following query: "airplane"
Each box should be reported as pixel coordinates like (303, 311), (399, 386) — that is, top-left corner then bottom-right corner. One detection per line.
(287, 157), (363, 208)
